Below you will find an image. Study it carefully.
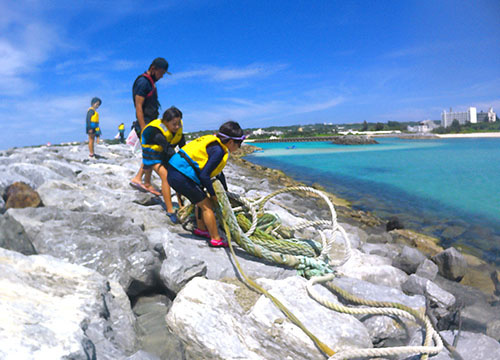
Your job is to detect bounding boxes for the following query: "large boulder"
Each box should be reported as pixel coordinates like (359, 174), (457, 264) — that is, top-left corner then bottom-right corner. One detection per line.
(392, 245), (427, 274)
(4, 181), (42, 209)
(0, 247), (137, 359)
(401, 274), (456, 314)
(159, 229), (295, 291)
(336, 249), (409, 289)
(432, 247), (467, 281)
(167, 276), (372, 360)
(415, 258), (439, 281)
(6, 162), (64, 188)
(405, 330), (500, 360)
(460, 301), (500, 333)
(7, 207), (161, 296)
(331, 277), (426, 347)
(0, 213), (36, 255)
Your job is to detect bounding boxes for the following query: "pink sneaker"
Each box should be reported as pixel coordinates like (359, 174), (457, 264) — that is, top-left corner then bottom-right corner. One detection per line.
(193, 228), (210, 239)
(209, 238), (229, 248)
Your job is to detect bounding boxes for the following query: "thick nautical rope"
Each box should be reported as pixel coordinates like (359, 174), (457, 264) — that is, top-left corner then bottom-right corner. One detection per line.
(214, 181), (444, 360)
(220, 204), (336, 357)
(214, 181), (334, 278)
(225, 185), (352, 269)
(307, 274), (444, 360)
(236, 213), (320, 257)
(214, 181), (351, 278)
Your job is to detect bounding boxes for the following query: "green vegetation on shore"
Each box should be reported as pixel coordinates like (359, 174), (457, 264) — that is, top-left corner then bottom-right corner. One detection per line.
(432, 117), (500, 134)
(185, 117), (500, 140)
(186, 121), (418, 140)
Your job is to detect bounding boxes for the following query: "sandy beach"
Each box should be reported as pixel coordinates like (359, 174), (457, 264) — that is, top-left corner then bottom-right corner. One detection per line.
(436, 132), (500, 138)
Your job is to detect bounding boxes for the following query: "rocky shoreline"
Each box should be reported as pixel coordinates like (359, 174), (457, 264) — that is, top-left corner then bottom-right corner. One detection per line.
(235, 145), (500, 295)
(1, 142), (500, 359)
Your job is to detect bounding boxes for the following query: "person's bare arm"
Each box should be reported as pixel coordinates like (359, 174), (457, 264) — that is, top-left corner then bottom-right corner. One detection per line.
(135, 95), (146, 130)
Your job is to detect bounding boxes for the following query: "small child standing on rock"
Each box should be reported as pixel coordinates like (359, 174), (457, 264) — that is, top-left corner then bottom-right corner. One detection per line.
(140, 106), (185, 224)
(167, 121), (245, 247)
(86, 97), (102, 158)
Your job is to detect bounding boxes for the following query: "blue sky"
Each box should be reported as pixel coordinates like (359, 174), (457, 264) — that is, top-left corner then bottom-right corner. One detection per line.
(1, 0), (499, 149)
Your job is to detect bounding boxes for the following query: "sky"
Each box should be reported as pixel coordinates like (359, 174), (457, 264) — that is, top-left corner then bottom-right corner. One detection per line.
(1, 0), (499, 149)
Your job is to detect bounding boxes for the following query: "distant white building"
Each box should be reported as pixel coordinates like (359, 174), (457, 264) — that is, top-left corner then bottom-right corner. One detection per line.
(252, 128), (283, 137)
(477, 107), (497, 123)
(442, 107), (476, 127)
(252, 128), (283, 136)
(407, 119), (439, 133)
(441, 107), (496, 127)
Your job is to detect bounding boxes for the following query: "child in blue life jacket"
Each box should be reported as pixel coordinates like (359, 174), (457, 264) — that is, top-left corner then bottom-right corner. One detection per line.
(141, 106), (185, 223)
(86, 97), (101, 158)
(167, 121), (245, 247)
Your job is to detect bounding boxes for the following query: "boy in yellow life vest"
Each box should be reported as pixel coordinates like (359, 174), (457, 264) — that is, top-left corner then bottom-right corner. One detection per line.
(167, 121), (245, 247)
(86, 97), (102, 158)
(140, 106), (185, 223)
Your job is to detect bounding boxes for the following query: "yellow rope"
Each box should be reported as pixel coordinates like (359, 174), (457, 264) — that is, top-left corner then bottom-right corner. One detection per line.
(221, 213), (336, 357)
(184, 180), (444, 359)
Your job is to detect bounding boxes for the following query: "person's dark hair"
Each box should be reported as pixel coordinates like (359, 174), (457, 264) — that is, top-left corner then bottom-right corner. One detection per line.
(149, 57), (170, 73)
(217, 121), (243, 144)
(162, 106), (182, 122)
(91, 97), (102, 106)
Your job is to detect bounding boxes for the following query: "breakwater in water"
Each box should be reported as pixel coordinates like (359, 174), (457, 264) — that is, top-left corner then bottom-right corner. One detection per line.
(247, 136), (340, 143)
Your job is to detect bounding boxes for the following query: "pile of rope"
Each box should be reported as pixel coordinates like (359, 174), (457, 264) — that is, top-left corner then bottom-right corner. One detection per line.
(178, 180), (444, 359)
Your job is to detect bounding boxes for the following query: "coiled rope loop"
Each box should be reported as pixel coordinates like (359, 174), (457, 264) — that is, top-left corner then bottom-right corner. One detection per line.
(188, 180), (444, 359)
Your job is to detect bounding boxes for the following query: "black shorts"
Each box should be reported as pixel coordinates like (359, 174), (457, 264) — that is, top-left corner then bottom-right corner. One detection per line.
(167, 165), (207, 204)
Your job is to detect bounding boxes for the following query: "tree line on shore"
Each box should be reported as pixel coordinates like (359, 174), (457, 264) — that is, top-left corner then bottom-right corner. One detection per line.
(184, 117), (500, 141)
(433, 117), (500, 134)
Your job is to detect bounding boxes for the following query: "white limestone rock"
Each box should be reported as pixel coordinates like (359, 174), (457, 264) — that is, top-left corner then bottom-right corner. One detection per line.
(166, 276), (372, 360)
(161, 229), (296, 284)
(7, 207), (161, 296)
(402, 330), (500, 360)
(0, 247), (136, 360)
(336, 248), (409, 289)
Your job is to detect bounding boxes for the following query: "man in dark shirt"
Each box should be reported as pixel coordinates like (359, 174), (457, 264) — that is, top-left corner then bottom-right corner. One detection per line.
(130, 58), (171, 194)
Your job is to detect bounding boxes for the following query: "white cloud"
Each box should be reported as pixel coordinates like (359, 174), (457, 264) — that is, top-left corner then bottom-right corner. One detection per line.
(0, 5), (65, 95)
(174, 63), (288, 82)
(0, 40), (29, 77)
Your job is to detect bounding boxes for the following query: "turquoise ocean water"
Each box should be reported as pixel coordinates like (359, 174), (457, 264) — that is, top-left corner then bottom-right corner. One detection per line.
(246, 138), (500, 264)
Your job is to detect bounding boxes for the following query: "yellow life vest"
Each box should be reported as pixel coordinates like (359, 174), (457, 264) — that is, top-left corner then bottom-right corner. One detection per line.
(181, 135), (228, 178)
(118, 123), (125, 131)
(141, 119), (184, 153)
(88, 108), (99, 123)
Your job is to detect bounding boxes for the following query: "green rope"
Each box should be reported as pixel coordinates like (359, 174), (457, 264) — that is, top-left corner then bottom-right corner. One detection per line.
(214, 181), (333, 277)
